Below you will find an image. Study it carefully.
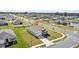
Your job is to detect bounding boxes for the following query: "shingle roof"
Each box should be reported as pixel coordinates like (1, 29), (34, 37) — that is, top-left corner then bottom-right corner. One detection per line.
(0, 20), (7, 24)
(0, 29), (16, 40)
(0, 16), (4, 18)
(28, 26), (43, 34)
(13, 20), (21, 23)
(12, 20), (22, 24)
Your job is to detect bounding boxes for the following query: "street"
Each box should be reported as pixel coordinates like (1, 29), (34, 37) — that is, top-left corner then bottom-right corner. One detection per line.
(47, 27), (79, 48)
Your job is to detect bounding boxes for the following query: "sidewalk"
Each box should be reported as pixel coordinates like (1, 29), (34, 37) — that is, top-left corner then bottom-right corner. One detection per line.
(39, 38), (54, 46)
(32, 38), (55, 48)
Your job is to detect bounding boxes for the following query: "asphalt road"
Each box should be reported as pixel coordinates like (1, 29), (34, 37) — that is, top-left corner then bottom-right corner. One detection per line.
(47, 28), (79, 48)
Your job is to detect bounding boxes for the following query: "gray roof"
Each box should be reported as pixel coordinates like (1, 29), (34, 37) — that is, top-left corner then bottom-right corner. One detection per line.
(0, 29), (16, 40)
(12, 20), (22, 25)
(28, 26), (43, 34)
(0, 20), (7, 24)
(28, 26), (43, 35)
(12, 20), (21, 23)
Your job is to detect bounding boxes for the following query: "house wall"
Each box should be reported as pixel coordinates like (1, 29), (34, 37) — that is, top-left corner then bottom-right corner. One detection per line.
(13, 20), (22, 25)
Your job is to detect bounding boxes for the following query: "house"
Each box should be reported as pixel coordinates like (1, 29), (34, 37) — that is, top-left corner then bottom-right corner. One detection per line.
(0, 29), (16, 48)
(27, 26), (49, 38)
(0, 16), (5, 20)
(0, 20), (8, 26)
(34, 18), (40, 20)
(55, 20), (70, 26)
(12, 20), (22, 25)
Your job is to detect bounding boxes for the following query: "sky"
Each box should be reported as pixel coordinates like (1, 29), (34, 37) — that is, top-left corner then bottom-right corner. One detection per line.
(0, 0), (79, 12)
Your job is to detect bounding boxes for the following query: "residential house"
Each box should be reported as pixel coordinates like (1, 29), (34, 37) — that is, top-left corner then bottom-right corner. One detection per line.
(0, 20), (8, 26)
(55, 20), (70, 26)
(12, 20), (22, 25)
(27, 26), (49, 38)
(0, 29), (16, 48)
(0, 16), (5, 20)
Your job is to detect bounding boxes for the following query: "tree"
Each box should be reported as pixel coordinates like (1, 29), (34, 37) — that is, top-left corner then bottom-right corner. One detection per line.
(56, 12), (59, 15)
(64, 12), (67, 16)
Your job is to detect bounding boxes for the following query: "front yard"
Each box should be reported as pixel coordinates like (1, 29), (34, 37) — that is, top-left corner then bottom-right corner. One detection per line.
(40, 23), (63, 41)
(48, 30), (62, 41)
(0, 20), (42, 48)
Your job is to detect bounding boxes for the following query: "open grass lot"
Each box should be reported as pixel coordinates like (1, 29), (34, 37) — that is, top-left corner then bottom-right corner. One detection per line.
(8, 28), (27, 48)
(8, 27), (42, 48)
(66, 18), (79, 23)
(8, 28), (42, 48)
(48, 30), (62, 41)
(43, 21), (79, 32)
(0, 26), (8, 30)
(21, 30), (42, 47)
(57, 25), (79, 31)
(8, 26), (42, 48)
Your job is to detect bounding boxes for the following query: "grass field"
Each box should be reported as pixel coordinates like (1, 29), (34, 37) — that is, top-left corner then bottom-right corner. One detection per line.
(0, 18), (43, 48)
(8, 28), (27, 48)
(66, 18), (79, 23)
(8, 25), (42, 48)
(21, 30), (42, 47)
(43, 21), (79, 32)
(0, 26), (8, 30)
(57, 25), (79, 31)
(8, 27), (42, 48)
(48, 30), (62, 41)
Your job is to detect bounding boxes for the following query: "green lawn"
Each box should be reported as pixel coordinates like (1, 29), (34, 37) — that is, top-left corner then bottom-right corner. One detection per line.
(8, 27), (42, 48)
(8, 28), (27, 48)
(66, 18), (79, 23)
(57, 25), (79, 31)
(48, 30), (62, 41)
(21, 30), (42, 47)
(0, 19), (42, 48)
(43, 21), (79, 32)
(0, 26), (8, 30)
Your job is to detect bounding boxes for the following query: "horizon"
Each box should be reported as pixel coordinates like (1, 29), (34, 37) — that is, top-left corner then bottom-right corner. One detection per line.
(1, 10), (79, 13)
(0, 0), (79, 13)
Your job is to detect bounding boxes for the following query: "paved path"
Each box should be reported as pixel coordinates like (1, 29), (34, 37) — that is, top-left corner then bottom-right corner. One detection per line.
(39, 37), (54, 46)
